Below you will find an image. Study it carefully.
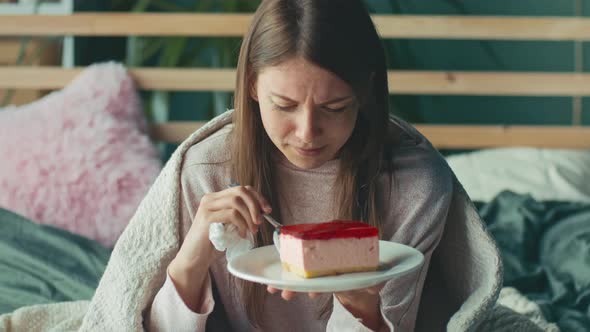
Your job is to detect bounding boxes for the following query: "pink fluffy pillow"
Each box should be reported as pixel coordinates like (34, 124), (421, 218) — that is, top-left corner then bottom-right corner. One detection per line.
(0, 62), (162, 247)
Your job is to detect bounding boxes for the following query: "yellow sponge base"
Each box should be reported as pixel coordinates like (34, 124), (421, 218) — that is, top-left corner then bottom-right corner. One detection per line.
(282, 262), (377, 278)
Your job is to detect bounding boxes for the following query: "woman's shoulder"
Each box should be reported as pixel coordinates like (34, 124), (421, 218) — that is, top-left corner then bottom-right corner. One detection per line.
(386, 116), (453, 193)
(388, 115), (443, 158)
(182, 124), (233, 169)
(388, 115), (429, 150)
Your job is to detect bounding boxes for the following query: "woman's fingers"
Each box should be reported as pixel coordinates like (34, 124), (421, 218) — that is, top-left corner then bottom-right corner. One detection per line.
(233, 186), (264, 227)
(207, 209), (249, 238)
(266, 286), (296, 300)
(226, 186), (272, 227)
(281, 290), (296, 301)
(235, 185), (273, 227)
(244, 185), (272, 214)
(266, 287), (321, 300)
(206, 188), (260, 235)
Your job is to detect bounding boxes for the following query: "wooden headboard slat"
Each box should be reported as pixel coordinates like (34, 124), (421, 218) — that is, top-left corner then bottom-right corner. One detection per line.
(151, 122), (590, 149)
(417, 125), (590, 149)
(3, 66), (590, 96)
(372, 15), (590, 40)
(150, 121), (207, 144)
(1, 14), (590, 40)
(387, 71), (590, 96)
(0, 13), (252, 37)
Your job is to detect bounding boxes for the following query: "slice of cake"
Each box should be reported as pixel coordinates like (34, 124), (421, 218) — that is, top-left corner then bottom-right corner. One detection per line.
(278, 220), (379, 278)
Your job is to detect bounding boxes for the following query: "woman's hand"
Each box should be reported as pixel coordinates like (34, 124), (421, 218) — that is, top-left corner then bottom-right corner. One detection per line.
(334, 284), (385, 331)
(267, 283), (385, 330)
(175, 185), (272, 268)
(334, 283), (384, 307)
(168, 185), (271, 311)
(266, 283), (383, 302)
(266, 286), (321, 301)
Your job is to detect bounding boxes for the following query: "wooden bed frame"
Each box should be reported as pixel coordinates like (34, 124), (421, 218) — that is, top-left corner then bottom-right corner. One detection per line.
(1, 13), (589, 149)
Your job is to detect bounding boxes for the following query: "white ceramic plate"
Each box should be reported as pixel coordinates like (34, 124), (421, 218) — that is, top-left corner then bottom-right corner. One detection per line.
(227, 241), (424, 292)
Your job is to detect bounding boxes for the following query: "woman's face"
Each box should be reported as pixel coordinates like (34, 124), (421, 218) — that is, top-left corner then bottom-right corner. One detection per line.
(253, 57), (359, 170)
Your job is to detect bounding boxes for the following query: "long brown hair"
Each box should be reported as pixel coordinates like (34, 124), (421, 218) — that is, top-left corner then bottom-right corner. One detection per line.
(231, 0), (392, 326)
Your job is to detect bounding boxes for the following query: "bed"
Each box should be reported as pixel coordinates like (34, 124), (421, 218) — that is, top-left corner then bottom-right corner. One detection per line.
(0, 9), (589, 332)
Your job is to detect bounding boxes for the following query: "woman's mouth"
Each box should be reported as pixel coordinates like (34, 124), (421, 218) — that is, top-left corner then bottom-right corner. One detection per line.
(294, 146), (325, 156)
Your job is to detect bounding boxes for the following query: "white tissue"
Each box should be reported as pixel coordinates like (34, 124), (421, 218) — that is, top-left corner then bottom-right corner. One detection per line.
(208, 223), (255, 261)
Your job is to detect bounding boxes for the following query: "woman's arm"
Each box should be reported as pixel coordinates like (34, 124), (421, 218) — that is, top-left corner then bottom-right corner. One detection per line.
(168, 219), (219, 311)
(147, 271), (214, 331)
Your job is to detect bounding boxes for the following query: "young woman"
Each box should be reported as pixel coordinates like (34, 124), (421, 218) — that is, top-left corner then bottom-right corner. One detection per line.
(148, 0), (452, 331)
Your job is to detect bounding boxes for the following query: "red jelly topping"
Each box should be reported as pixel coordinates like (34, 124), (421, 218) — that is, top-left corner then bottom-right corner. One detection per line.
(279, 220), (378, 240)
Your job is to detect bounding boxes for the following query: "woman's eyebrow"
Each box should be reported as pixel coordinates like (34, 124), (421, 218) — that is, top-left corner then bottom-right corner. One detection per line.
(270, 93), (297, 103)
(318, 95), (354, 106)
(270, 93), (353, 105)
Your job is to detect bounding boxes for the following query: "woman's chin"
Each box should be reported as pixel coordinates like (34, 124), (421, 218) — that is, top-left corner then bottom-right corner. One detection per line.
(285, 155), (328, 170)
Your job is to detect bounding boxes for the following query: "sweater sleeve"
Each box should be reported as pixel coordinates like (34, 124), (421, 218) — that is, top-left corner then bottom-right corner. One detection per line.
(327, 147), (453, 331)
(146, 272), (215, 331)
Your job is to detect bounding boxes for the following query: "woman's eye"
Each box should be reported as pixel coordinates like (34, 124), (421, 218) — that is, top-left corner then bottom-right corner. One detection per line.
(274, 104), (296, 112)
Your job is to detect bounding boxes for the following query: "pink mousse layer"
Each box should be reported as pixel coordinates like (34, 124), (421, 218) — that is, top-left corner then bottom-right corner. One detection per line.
(279, 230), (379, 272)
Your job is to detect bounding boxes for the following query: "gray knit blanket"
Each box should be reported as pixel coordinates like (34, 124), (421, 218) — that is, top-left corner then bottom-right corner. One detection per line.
(0, 111), (557, 331)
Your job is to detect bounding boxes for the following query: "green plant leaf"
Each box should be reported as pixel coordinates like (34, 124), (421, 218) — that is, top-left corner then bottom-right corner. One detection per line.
(15, 38), (31, 65)
(26, 38), (58, 65)
(132, 0), (152, 13)
(158, 37), (188, 67)
(139, 37), (166, 64)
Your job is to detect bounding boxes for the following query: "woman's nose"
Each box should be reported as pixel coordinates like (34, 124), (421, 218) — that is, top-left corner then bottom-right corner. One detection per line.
(295, 108), (321, 143)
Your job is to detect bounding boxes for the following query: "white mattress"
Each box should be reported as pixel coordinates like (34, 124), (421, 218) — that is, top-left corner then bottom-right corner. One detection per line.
(446, 147), (590, 203)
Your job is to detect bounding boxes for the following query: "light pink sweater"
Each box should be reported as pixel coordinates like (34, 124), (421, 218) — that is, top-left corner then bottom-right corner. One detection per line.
(147, 121), (453, 331)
